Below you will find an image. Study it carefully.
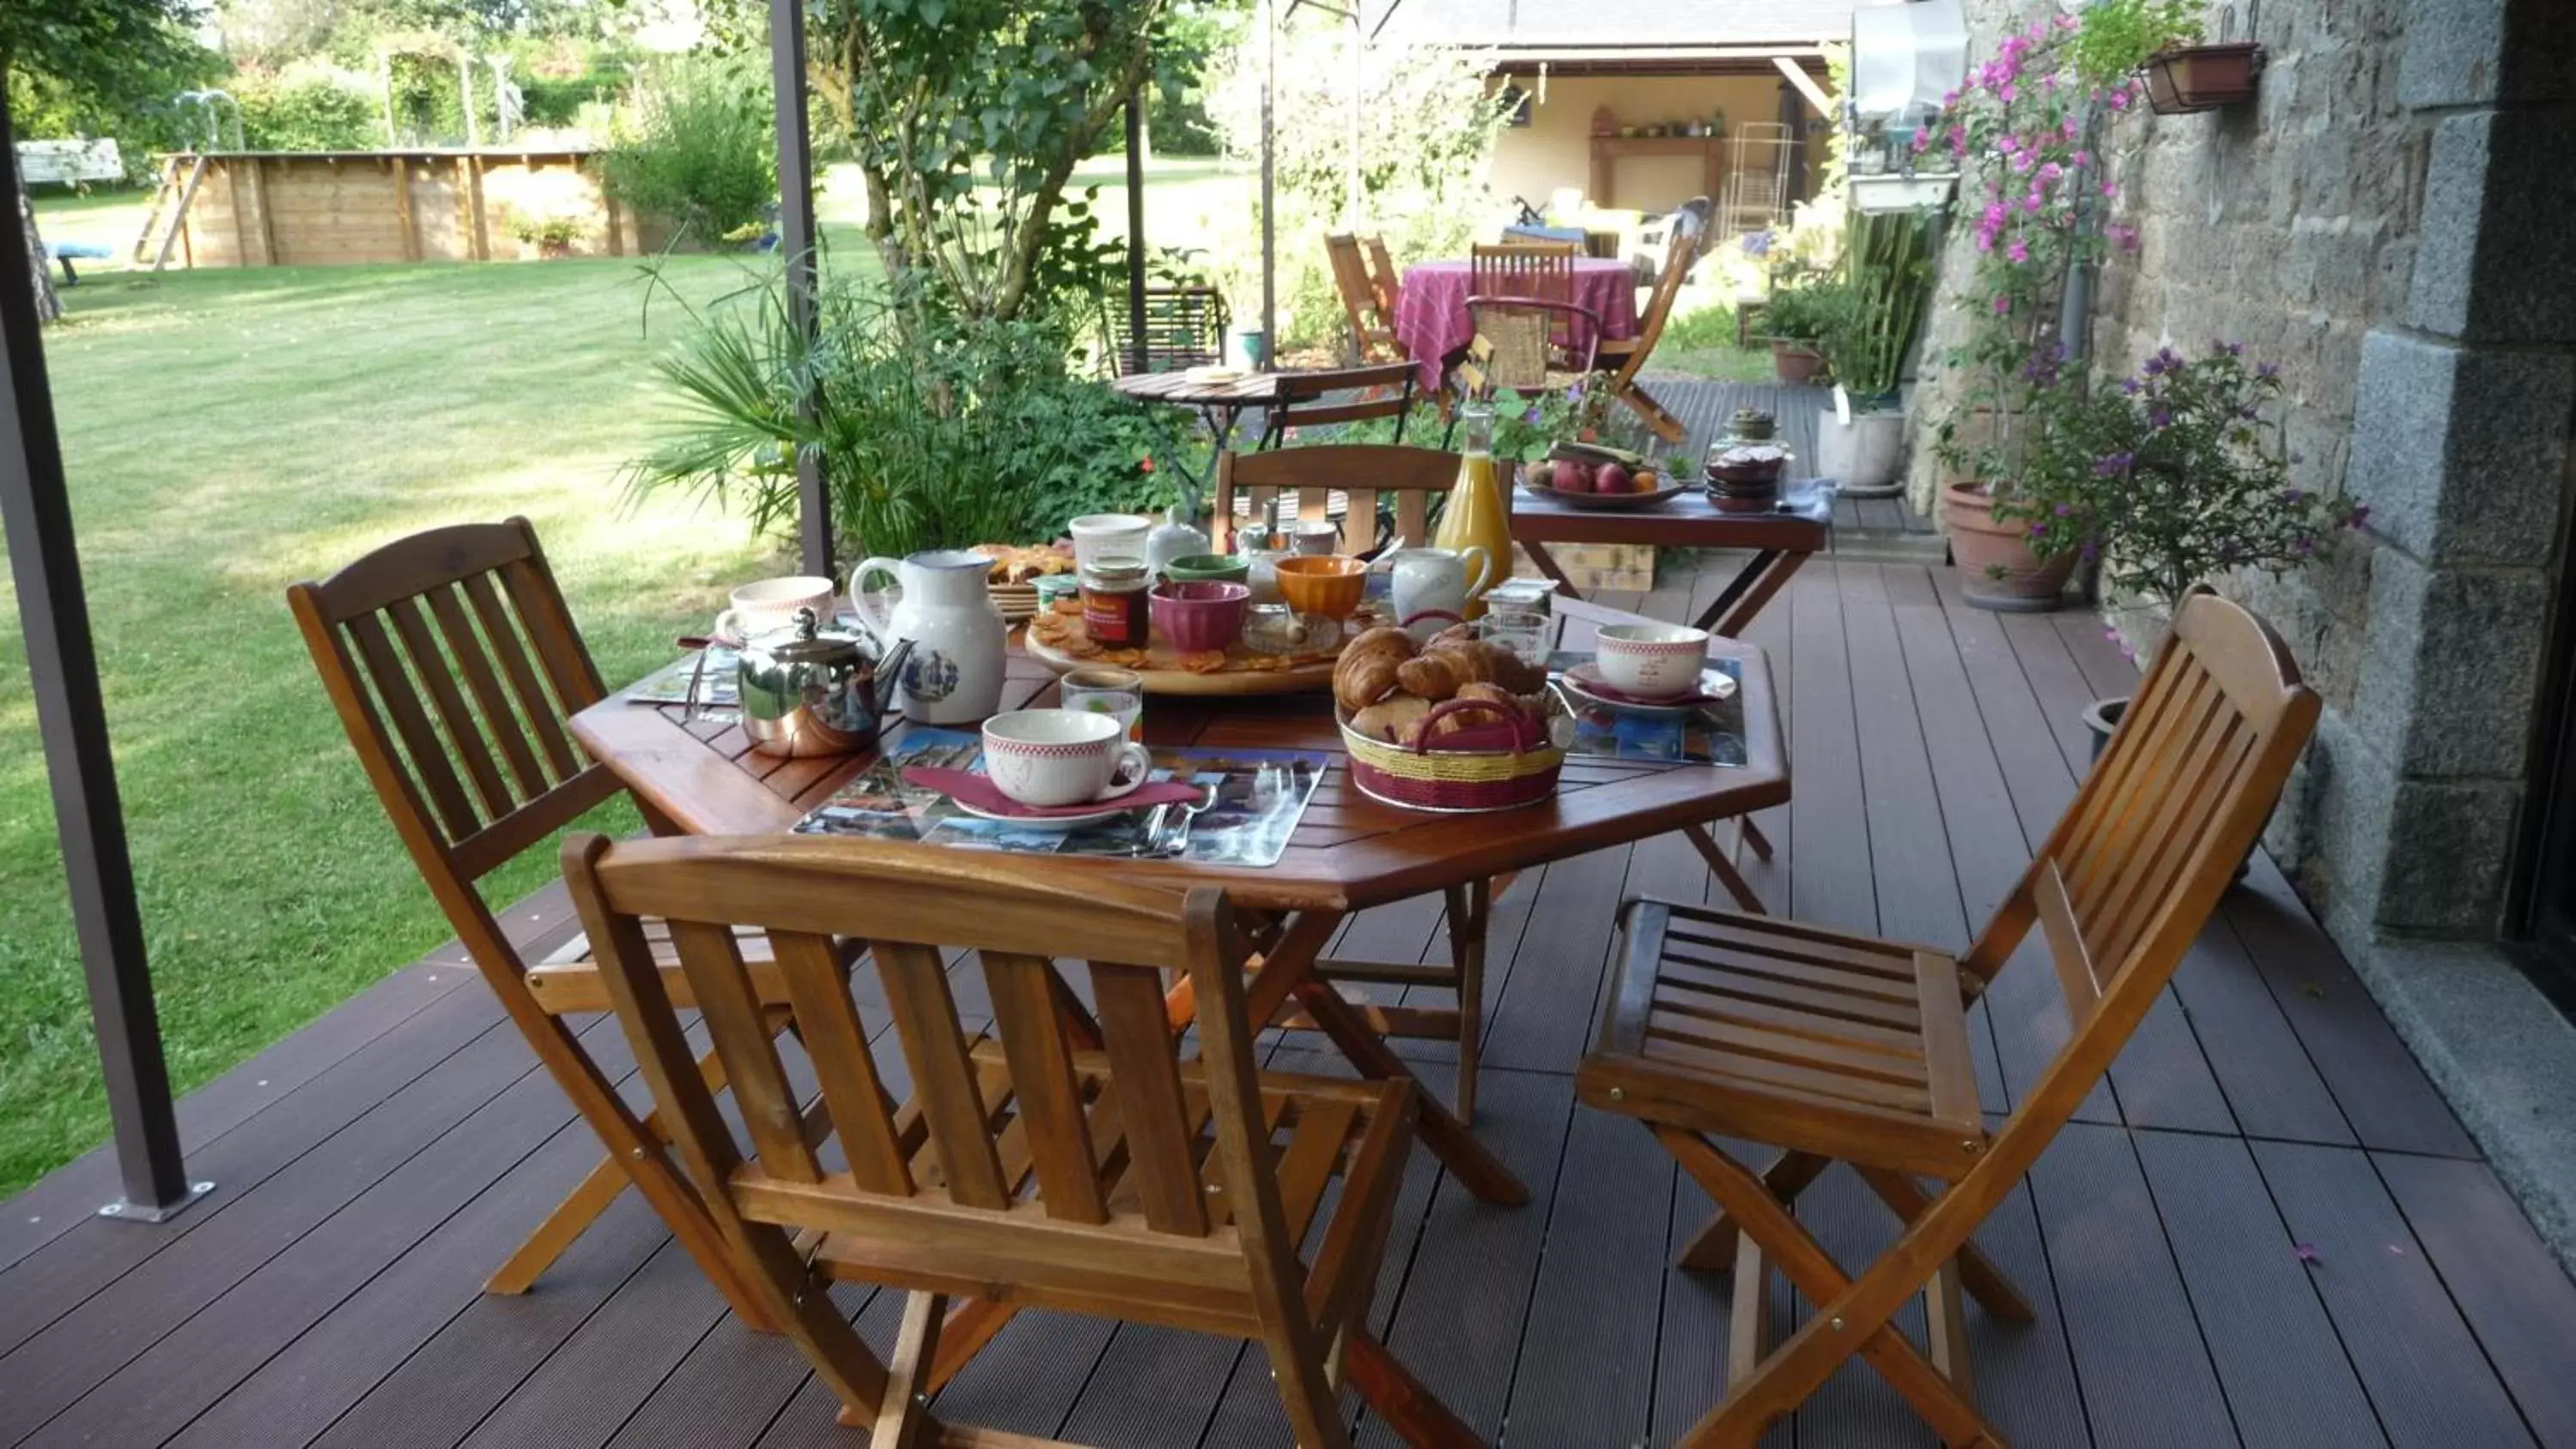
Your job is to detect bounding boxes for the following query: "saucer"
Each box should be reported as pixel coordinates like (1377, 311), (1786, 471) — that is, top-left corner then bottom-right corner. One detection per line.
(945, 796), (1146, 832)
(1558, 662), (1738, 718)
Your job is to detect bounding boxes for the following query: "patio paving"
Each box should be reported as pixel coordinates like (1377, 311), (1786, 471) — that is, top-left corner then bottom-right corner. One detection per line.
(5, 560), (2574, 1448)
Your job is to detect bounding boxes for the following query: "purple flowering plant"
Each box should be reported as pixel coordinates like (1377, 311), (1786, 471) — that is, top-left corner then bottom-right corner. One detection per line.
(1928, 0), (2195, 489)
(1995, 343), (2363, 608)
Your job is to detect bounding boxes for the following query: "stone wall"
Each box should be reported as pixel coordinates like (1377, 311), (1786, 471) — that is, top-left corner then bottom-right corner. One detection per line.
(1907, 0), (2576, 947)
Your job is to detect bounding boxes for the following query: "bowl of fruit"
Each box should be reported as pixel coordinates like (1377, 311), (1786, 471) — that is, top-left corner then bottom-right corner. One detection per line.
(1521, 442), (1692, 511)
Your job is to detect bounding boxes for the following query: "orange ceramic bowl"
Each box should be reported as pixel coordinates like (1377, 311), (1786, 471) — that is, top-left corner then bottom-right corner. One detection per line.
(1273, 554), (1367, 617)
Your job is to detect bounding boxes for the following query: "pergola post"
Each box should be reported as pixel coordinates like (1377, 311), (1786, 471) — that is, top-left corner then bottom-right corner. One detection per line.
(1125, 89), (1150, 376)
(0, 92), (208, 1222)
(767, 0), (832, 580)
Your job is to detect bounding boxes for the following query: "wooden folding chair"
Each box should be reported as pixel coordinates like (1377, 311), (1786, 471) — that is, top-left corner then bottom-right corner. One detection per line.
(1469, 239), (1582, 368)
(1577, 590), (2319, 1446)
(1253, 360), (1419, 453)
(288, 518), (827, 1332)
(1361, 234), (1403, 323)
(1217, 443), (1456, 559)
(1104, 284), (1230, 376)
(564, 832), (1483, 1448)
(1326, 233), (1402, 362)
(1592, 231), (1695, 443)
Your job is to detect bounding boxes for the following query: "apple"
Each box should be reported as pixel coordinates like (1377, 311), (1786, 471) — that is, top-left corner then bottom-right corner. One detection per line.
(1596, 462), (1631, 494)
(1550, 457), (1589, 493)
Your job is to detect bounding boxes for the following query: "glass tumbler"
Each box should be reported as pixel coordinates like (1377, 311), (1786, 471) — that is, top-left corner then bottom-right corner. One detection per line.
(1059, 666), (1145, 741)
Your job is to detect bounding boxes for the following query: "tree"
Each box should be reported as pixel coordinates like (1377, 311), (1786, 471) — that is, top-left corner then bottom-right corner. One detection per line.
(4, 0), (222, 320)
(805, 0), (1172, 322)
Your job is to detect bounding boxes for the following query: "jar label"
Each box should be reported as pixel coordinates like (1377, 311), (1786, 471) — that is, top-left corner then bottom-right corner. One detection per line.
(1083, 592), (1141, 646)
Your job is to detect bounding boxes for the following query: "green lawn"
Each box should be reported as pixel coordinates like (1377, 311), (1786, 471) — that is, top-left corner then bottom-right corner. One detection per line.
(0, 246), (837, 1194)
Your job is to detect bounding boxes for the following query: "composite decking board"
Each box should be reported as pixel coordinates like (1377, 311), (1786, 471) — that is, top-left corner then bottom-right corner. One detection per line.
(1492, 1106), (1674, 1446)
(2223, 858), (2476, 1159)
(1789, 1161), (1947, 1448)
(164, 1122), (611, 1449)
(2165, 922), (2357, 1146)
(1388, 850), (1550, 1067)
(1052, 1323), (1244, 1447)
(0, 955), (477, 1276)
(2049, 609), (2148, 704)
(1786, 561), (1878, 933)
(1928, 568), (2078, 840)
(2251, 1139), (2540, 1447)
(1992, 608), (2103, 780)
(2129, 1129), (2389, 1448)
(1952, 1162), (2093, 1448)
(32, 1039), (606, 1448)
(1479, 840), (1638, 1074)
(1353, 1067), (1575, 1447)
(2372, 1152), (2576, 1445)
(0, 1007), (549, 1446)
(451, 1234), (734, 1449)
(2025, 1121), (2240, 1449)
(0, 977), (510, 1360)
(1653, 1155), (1795, 1449)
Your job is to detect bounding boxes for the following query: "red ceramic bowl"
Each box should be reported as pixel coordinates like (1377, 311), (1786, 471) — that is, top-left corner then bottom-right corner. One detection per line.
(1150, 579), (1251, 653)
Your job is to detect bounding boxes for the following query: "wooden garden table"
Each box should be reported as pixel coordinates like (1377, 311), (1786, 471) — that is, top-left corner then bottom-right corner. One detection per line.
(568, 596), (1785, 1210)
(1511, 488), (1832, 637)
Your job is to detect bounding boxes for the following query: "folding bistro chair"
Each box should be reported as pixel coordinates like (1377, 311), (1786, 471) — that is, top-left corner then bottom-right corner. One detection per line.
(1104, 284), (1230, 376)
(1217, 442), (1457, 559)
(1254, 360), (1418, 452)
(1361, 234), (1404, 324)
(1591, 231), (1697, 444)
(288, 518), (830, 1331)
(564, 832), (1482, 1448)
(1469, 239), (1592, 377)
(1578, 590), (2319, 1446)
(1326, 232), (1402, 362)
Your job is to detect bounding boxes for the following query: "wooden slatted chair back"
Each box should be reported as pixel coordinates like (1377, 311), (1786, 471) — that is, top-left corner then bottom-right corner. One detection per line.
(1361, 234), (1402, 320)
(562, 834), (1347, 1333)
(1470, 239), (1577, 305)
(1108, 284), (1230, 376)
(1325, 233), (1398, 361)
(1218, 443), (1461, 555)
(288, 518), (620, 952)
(1607, 233), (1695, 393)
(1967, 589), (2318, 1129)
(1252, 360), (1418, 454)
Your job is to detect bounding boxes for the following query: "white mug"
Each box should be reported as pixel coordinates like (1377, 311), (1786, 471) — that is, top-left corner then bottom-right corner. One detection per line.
(714, 575), (837, 644)
(981, 708), (1152, 808)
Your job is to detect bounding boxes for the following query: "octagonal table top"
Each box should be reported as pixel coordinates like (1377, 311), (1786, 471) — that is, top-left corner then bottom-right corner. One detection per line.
(569, 597), (1785, 914)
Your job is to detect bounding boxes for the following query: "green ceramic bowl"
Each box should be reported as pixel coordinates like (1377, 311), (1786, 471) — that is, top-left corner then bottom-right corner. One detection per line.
(1162, 553), (1251, 584)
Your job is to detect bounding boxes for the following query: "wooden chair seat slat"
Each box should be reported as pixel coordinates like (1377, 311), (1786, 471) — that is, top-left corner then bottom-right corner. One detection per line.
(1577, 588), (2321, 1446)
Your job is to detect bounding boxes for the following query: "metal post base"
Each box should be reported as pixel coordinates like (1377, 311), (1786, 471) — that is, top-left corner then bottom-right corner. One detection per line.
(97, 1180), (214, 1224)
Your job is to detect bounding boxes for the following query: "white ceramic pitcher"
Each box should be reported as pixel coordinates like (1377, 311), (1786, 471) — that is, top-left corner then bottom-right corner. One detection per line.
(1389, 545), (1494, 642)
(848, 549), (1006, 724)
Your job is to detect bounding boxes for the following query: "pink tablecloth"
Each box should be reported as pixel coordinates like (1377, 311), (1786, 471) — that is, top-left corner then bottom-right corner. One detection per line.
(1394, 258), (1641, 393)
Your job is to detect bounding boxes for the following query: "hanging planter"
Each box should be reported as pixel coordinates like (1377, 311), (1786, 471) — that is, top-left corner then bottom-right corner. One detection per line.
(2141, 43), (2264, 114)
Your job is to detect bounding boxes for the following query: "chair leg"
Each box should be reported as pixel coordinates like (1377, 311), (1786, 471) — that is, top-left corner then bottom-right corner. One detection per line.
(1344, 1332), (1485, 1448)
(1725, 1229), (1768, 1391)
(1443, 880), (1489, 1123)
(485, 1040), (738, 1300)
(1855, 1167), (2035, 1323)
(1678, 1149), (1827, 1270)
(853, 1291), (948, 1447)
(1925, 1258), (1974, 1404)
(1657, 1128), (2002, 1448)
(1619, 379), (1687, 444)
(1261, 1324), (1358, 1449)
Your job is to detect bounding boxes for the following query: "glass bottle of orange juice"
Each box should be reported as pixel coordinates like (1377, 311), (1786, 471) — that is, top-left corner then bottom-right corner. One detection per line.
(1431, 402), (1511, 620)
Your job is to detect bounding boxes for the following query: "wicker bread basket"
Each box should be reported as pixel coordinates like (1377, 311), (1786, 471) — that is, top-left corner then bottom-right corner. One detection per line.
(1340, 695), (1567, 812)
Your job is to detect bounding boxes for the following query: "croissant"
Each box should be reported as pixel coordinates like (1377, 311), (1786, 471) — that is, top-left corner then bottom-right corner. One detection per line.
(1423, 640), (1495, 686)
(1395, 653), (1461, 701)
(1351, 694), (1432, 743)
(1334, 654), (1404, 712)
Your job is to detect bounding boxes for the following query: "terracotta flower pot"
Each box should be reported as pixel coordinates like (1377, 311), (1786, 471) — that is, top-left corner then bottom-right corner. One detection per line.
(2142, 43), (2263, 114)
(1771, 340), (1826, 385)
(1942, 482), (2075, 612)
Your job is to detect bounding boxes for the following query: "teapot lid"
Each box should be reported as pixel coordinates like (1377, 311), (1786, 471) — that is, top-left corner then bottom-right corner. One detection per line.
(756, 607), (866, 668)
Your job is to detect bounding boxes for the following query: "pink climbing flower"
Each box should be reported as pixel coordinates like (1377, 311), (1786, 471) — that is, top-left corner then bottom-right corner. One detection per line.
(2007, 238), (2030, 263)
(1992, 294), (2012, 315)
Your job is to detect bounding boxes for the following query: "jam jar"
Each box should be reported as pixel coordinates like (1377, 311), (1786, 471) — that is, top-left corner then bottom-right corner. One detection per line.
(1078, 555), (1151, 648)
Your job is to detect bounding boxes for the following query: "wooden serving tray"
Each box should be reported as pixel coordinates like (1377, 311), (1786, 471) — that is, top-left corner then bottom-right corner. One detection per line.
(1023, 631), (1340, 696)
(1519, 478), (1692, 512)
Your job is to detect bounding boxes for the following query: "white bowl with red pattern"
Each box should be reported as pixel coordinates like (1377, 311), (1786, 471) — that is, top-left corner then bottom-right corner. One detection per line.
(1594, 622), (1711, 700)
(981, 708), (1152, 808)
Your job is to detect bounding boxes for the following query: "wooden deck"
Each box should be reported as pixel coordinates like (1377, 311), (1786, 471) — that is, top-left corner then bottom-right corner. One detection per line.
(8, 561), (2576, 1449)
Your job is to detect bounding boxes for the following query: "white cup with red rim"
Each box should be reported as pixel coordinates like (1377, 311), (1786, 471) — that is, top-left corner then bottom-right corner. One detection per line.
(981, 708), (1153, 808)
(1594, 621), (1710, 700)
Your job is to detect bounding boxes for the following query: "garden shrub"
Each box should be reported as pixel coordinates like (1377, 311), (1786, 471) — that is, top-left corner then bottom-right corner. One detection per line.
(235, 63), (381, 151)
(599, 58), (777, 246)
(623, 270), (1193, 561)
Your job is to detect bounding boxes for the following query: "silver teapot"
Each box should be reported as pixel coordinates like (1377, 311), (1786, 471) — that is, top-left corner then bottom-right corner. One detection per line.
(738, 608), (912, 758)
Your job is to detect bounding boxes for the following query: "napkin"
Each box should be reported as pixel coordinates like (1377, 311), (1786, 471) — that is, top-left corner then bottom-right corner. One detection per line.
(901, 766), (1205, 820)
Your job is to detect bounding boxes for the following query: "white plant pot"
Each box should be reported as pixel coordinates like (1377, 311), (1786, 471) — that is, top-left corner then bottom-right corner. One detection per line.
(1815, 408), (1907, 497)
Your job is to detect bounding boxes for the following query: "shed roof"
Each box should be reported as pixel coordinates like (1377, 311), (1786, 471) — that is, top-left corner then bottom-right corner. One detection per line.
(1364, 0), (1855, 51)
